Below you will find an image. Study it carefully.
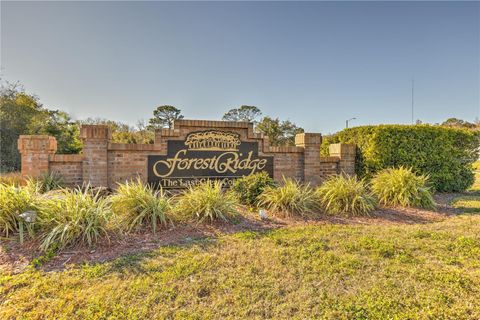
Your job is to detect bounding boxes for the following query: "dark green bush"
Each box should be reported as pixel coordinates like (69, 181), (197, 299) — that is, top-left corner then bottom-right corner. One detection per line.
(321, 125), (478, 192)
(232, 172), (276, 207)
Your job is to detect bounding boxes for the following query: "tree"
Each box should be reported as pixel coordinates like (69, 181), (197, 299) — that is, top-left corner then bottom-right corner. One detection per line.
(222, 105), (262, 123)
(441, 118), (476, 129)
(0, 82), (40, 171)
(0, 80), (81, 172)
(148, 105), (184, 129)
(256, 116), (304, 146)
(135, 119), (155, 144)
(43, 110), (82, 154)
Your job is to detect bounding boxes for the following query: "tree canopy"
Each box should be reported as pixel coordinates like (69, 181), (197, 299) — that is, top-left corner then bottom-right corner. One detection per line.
(441, 118), (477, 129)
(222, 105), (262, 123)
(80, 118), (154, 144)
(148, 105), (184, 129)
(256, 116), (304, 147)
(0, 81), (82, 172)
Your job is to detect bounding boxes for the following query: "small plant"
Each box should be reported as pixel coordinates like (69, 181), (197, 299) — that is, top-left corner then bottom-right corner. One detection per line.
(28, 172), (64, 193)
(174, 181), (238, 222)
(110, 179), (173, 233)
(232, 172), (276, 207)
(39, 187), (112, 251)
(259, 178), (316, 217)
(316, 175), (376, 216)
(0, 183), (40, 238)
(30, 247), (58, 269)
(370, 167), (435, 209)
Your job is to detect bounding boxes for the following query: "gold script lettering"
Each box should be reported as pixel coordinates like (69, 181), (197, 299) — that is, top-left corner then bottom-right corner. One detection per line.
(152, 149), (269, 178)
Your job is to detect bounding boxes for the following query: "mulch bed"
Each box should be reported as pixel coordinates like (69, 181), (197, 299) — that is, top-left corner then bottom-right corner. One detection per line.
(0, 192), (465, 274)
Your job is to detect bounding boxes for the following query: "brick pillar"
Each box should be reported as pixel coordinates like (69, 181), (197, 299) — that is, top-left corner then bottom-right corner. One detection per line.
(329, 143), (356, 175)
(80, 125), (111, 187)
(295, 133), (322, 186)
(17, 135), (57, 178)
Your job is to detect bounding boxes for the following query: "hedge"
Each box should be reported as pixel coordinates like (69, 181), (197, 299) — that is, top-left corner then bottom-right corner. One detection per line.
(321, 125), (479, 192)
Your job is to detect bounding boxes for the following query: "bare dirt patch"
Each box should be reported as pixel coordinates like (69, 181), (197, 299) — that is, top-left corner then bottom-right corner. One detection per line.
(0, 193), (461, 274)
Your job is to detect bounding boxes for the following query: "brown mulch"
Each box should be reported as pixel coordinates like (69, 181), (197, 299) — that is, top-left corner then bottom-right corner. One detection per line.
(0, 192), (466, 274)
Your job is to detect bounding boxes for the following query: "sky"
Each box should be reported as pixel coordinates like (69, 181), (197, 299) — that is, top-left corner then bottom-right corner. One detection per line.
(1, 1), (479, 133)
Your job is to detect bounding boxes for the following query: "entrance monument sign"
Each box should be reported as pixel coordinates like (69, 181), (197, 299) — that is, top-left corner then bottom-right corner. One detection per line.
(18, 119), (356, 189)
(148, 130), (273, 188)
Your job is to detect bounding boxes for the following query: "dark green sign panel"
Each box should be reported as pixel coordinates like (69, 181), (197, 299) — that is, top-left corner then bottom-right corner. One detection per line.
(148, 130), (273, 189)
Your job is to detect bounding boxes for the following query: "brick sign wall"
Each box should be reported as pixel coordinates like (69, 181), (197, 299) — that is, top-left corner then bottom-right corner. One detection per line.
(18, 120), (356, 188)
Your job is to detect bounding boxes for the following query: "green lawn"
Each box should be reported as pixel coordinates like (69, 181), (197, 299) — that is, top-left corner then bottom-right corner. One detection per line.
(2, 214), (480, 319)
(452, 196), (480, 213)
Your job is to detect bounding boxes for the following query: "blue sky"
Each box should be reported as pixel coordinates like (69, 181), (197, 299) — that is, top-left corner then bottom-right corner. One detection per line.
(1, 1), (479, 133)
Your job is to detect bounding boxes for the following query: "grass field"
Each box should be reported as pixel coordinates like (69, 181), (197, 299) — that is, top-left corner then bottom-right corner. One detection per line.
(2, 166), (480, 319)
(1, 213), (480, 319)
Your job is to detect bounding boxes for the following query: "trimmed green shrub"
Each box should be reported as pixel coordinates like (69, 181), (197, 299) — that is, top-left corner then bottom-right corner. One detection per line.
(39, 188), (112, 251)
(371, 167), (435, 209)
(0, 183), (40, 238)
(321, 125), (478, 192)
(232, 172), (276, 207)
(174, 181), (238, 222)
(259, 178), (317, 217)
(316, 175), (376, 216)
(111, 179), (173, 233)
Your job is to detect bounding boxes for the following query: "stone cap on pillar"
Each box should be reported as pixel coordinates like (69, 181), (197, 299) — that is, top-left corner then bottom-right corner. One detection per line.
(17, 135), (57, 154)
(295, 133), (322, 147)
(80, 125), (112, 140)
(329, 143), (356, 157)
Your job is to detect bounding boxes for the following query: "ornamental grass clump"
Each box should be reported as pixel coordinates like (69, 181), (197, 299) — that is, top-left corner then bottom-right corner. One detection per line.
(39, 187), (112, 251)
(0, 172), (26, 187)
(174, 181), (238, 222)
(0, 183), (40, 238)
(259, 178), (317, 217)
(28, 172), (64, 193)
(110, 179), (173, 233)
(370, 167), (436, 210)
(315, 175), (376, 216)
